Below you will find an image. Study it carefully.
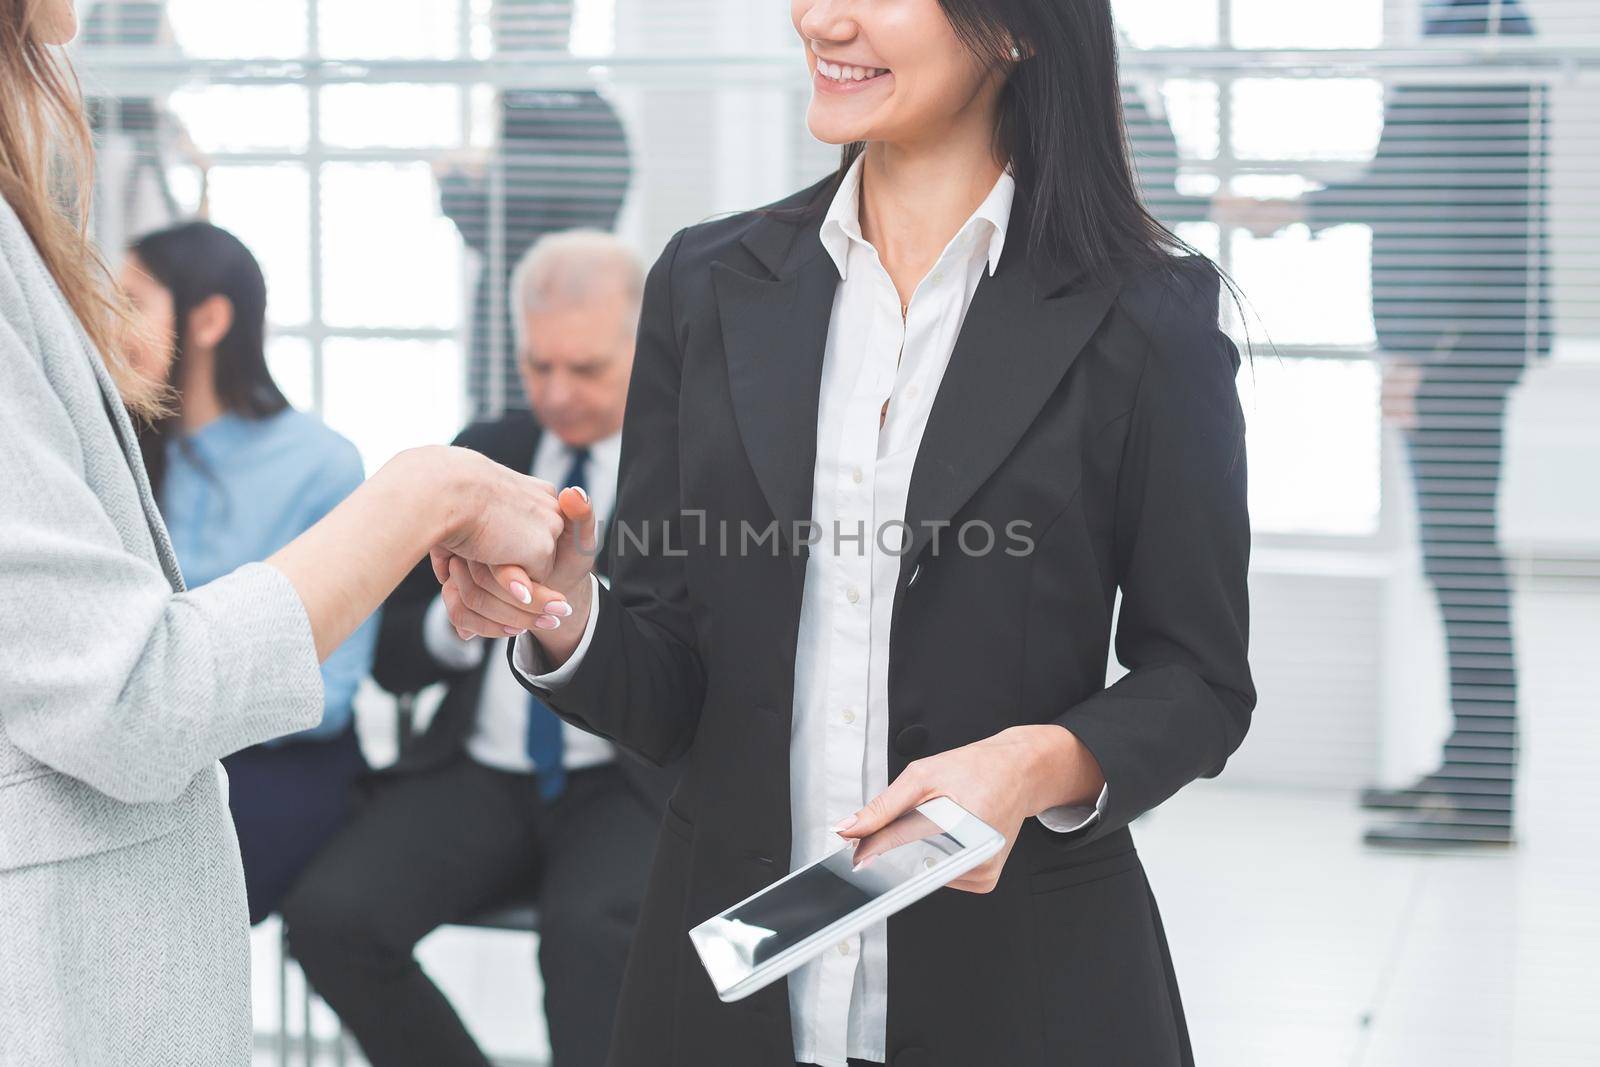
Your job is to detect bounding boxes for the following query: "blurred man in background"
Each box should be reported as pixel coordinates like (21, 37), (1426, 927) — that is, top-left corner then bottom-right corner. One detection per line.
(283, 231), (672, 1067)
(436, 0), (633, 417)
(1216, 0), (1553, 847)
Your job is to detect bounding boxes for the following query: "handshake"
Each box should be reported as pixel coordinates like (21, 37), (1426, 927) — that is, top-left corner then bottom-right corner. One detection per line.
(421, 444), (601, 652)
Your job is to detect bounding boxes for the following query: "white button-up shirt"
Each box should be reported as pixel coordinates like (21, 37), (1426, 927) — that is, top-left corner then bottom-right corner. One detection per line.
(515, 153), (1106, 1067)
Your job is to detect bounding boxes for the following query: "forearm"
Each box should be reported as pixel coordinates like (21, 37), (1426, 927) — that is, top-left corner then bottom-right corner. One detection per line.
(268, 447), (459, 661)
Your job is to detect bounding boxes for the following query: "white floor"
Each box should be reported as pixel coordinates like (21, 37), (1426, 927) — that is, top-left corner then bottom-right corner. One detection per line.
(253, 581), (1600, 1066)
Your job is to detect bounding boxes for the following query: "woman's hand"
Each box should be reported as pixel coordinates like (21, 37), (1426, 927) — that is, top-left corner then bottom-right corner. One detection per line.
(435, 483), (601, 653)
(833, 725), (1105, 893)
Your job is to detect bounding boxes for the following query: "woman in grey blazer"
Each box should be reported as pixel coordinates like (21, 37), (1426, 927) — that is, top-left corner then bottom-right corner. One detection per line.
(0, 2), (577, 1062)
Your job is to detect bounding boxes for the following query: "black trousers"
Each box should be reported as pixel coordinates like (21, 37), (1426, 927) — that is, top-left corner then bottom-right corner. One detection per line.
(1403, 349), (1521, 820)
(281, 757), (659, 1067)
(223, 724), (368, 925)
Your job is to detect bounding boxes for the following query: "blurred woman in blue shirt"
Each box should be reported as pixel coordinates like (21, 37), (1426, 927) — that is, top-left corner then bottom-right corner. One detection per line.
(122, 220), (378, 924)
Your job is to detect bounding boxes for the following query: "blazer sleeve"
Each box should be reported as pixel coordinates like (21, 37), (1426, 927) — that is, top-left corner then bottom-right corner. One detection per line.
(1050, 263), (1256, 846)
(509, 226), (707, 766)
(0, 315), (322, 805)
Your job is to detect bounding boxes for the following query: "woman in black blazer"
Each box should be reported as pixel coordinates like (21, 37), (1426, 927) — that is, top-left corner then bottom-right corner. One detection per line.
(439, 2), (1255, 1064)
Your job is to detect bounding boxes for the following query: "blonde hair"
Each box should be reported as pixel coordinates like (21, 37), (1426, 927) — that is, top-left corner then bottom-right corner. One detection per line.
(0, 0), (165, 416)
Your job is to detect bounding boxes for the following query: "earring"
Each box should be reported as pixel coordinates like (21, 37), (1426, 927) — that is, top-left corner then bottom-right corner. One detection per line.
(1009, 45), (1022, 60)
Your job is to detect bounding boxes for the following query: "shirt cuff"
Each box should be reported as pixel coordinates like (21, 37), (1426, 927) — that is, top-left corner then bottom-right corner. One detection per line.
(1036, 781), (1110, 834)
(511, 572), (601, 690)
(423, 594), (489, 671)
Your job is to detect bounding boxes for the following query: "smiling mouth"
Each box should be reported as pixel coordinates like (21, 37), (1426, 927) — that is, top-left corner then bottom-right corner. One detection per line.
(815, 58), (891, 86)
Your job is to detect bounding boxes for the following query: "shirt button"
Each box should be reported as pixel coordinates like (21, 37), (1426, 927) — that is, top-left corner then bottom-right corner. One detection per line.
(842, 708), (856, 725)
(837, 941), (852, 956)
(846, 586), (860, 604)
(923, 856), (937, 871)
(851, 466), (863, 484)
(930, 269), (944, 284)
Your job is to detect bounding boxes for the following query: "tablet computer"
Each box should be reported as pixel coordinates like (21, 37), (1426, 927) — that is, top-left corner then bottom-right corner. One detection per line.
(687, 796), (1004, 1003)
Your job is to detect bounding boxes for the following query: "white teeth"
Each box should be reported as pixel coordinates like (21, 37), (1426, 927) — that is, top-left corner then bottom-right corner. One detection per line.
(818, 59), (887, 83)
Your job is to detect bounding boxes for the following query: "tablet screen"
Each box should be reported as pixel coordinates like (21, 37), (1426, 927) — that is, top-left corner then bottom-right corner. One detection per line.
(690, 803), (996, 998)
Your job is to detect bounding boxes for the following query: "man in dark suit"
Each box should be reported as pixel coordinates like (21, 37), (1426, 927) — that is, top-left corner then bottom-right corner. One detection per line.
(282, 231), (671, 1067)
(1215, 0), (1551, 847)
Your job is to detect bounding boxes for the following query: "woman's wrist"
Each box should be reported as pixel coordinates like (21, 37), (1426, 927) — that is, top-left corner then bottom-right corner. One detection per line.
(378, 444), (480, 553)
(529, 569), (594, 670)
(1008, 724), (1105, 816)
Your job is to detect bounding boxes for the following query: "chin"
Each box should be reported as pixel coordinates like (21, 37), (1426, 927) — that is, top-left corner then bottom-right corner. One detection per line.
(806, 112), (873, 149)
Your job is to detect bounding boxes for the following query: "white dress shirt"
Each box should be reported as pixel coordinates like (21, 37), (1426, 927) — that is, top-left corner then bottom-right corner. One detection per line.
(514, 154), (1106, 1066)
(426, 427), (622, 775)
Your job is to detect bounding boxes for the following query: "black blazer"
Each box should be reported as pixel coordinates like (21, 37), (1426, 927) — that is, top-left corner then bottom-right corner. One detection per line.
(512, 173), (1256, 1067)
(372, 410), (671, 811)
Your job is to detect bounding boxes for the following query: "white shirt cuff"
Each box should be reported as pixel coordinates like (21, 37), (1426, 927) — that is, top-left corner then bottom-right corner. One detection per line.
(1036, 781), (1110, 834)
(423, 594), (489, 671)
(511, 572), (601, 690)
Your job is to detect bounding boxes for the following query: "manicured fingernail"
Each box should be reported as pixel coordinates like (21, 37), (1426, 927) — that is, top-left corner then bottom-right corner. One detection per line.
(832, 814), (857, 834)
(533, 615), (562, 630)
(544, 600), (572, 617)
(503, 626), (525, 637)
(572, 485), (589, 502)
(456, 628), (473, 641)
(852, 854), (876, 873)
(510, 582), (533, 605)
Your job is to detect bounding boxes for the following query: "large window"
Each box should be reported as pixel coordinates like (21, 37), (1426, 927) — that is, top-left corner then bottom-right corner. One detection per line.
(79, 0), (1586, 540)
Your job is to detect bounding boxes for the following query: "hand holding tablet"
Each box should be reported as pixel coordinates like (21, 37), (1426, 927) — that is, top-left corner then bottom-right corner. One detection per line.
(688, 797), (1004, 1002)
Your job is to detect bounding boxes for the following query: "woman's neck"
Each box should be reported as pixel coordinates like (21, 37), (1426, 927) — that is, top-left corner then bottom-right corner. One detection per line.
(180, 351), (227, 433)
(857, 132), (1007, 301)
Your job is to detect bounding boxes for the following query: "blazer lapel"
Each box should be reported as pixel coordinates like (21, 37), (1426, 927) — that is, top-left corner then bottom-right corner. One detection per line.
(711, 207), (837, 557)
(896, 204), (1120, 588)
(710, 178), (1122, 597)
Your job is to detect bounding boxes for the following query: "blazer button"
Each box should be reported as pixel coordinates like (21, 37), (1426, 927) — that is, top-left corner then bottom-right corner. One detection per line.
(894, 724), (929, 757)
(893, 1048), (932, 1067)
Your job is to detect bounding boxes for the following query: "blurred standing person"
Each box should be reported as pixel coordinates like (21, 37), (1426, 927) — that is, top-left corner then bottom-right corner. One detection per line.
(283, 231), (671, 1067)
(1216, 0), (1552, 846)
(122, 221), (378, 923)
(437, 0), (633, 415)
(1118, 28), (1214, 231)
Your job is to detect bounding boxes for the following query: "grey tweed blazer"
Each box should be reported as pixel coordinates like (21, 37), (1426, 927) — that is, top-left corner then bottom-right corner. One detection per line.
(0, 199), (323, 1065)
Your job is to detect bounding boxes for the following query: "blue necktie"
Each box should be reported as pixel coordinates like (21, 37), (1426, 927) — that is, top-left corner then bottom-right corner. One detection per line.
(525, 445), (589, 803)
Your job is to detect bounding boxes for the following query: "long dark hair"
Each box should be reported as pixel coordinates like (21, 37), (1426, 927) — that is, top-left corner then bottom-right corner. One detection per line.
(779, 0), (1245, 319)
(131, 220), (288, 498)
